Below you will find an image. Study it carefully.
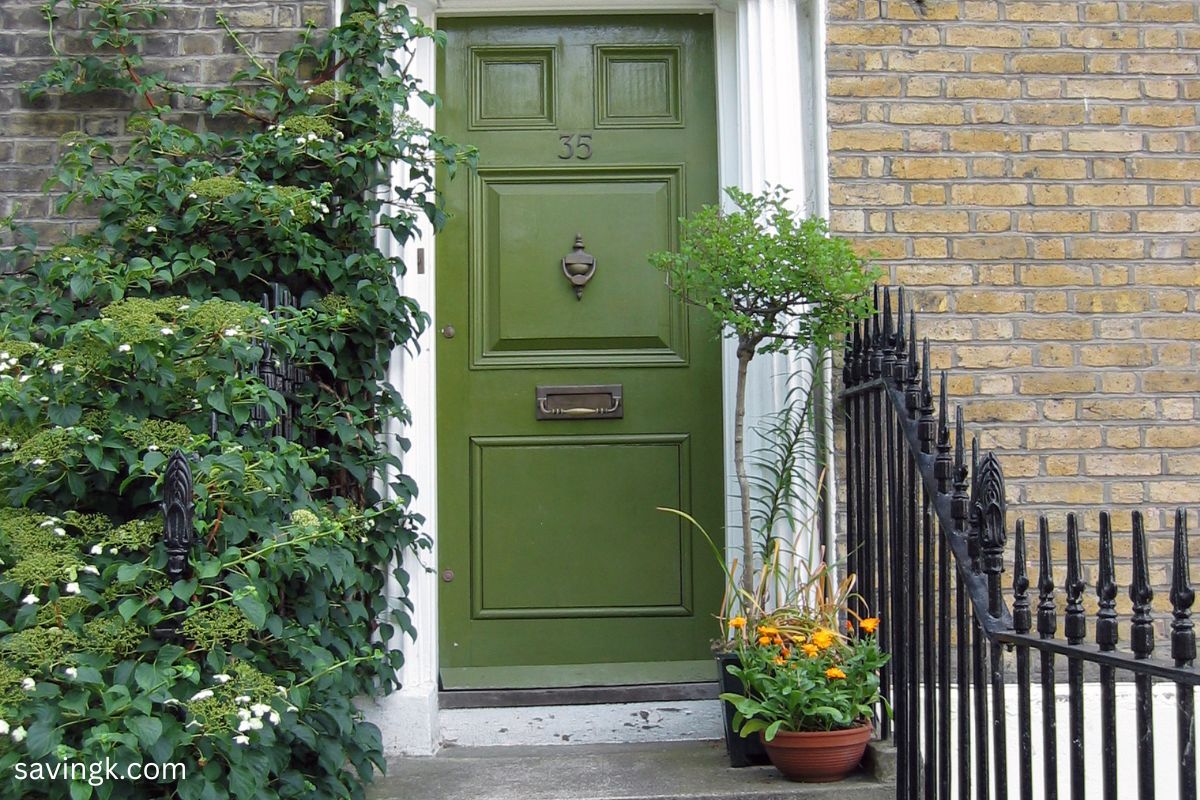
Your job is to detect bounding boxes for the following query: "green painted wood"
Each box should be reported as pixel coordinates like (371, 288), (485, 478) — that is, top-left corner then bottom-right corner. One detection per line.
(437, 15), (722, 688)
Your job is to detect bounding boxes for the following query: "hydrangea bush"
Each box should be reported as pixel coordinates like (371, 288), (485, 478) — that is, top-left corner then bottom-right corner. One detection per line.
(0, 2), (470, 797)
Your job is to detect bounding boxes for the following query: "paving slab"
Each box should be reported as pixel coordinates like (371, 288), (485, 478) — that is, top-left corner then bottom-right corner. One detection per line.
(370, 740), (896, 800)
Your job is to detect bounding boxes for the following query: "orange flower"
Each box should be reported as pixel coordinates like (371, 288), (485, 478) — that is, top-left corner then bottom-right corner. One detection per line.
(801, 643), (820, 658)
(846, 620), (854, 632)
(757, 625), (779, 636)
(774, 656), (786, 666)
(780, 647), (791, 659)
(859, 617), (880, 634)
(729, 616), (747, 630)
(758, 635), (772, 646)
(773, 635), (784, 646)
(812, 629), (836, 650)
(825, 667), (847, 680)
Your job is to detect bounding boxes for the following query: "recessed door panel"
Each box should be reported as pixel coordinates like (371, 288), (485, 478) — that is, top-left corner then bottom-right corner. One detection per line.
(438, 15), (721, 688)
(472, 166), (687, 367)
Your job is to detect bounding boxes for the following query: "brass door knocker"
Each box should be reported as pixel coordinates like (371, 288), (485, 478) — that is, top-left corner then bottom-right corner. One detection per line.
(561, 233), (596, 300)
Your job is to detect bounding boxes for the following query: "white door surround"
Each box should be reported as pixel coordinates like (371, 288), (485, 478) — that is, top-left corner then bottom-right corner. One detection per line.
(362, 0), (831, 755)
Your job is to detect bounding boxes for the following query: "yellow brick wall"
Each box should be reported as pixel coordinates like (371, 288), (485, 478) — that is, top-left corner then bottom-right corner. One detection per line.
(827, 0), (1199, 605)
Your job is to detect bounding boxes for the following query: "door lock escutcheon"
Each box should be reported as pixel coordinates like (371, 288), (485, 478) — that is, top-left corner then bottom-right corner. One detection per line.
(441, 324), (456, 339)
(442, 569), (455, 582)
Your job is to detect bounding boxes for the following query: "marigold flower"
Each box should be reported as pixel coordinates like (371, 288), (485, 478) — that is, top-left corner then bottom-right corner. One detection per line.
(860, 617), (880, 634)
(812, 629), (836, 649)
(757, 635), (772, 646)
(757, 625), (779, 636)
(728, 616), (746, 630)
(774, 656), (786, 666)
(825, 667), (847, 680)
(801, 643), (819, 658)
(780, 647), (791, 659)
(773, 635), (784, 645)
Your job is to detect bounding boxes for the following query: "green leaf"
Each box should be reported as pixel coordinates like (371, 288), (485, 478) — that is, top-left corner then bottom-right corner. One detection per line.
(234, 591), (268, 629)
(126, 716), (163, 749)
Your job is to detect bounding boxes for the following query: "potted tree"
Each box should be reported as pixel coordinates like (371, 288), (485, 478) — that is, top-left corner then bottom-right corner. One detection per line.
(650, 186), (878, 766)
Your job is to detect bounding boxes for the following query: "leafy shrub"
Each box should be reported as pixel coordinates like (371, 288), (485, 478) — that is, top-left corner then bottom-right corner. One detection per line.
(0, 2), (470, 798)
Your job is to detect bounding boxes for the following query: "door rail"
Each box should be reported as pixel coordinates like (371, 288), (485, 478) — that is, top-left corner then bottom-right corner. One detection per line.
(842, 286), (1197, 800)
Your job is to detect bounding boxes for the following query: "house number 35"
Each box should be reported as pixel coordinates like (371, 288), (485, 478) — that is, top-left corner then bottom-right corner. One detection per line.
(558, 134), (593, 160)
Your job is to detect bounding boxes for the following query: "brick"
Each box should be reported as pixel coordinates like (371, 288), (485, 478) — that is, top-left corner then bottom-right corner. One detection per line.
(1011, 103), (1086, 126)
(1019, 373), (1096, 394)
(1018, 319), (1094, 339)
(827, 26), (903, 45)
(1079, 399), (1157, 419)
(829, 130), (904, 151)
(1074, 290), (1151, 312)
(1137, 211), (1200, 232)
(1064, 79), (1142, 99)
(962, 399), (1038, 421)
(949, 184), (1029, 206)
(1067, 131), (1142, 152)
(1124, 2), (1196, 22)
(1070, 239), (1145, 259)
(1128, 106), (1196, 127)
(952, 237), (1029, 259)
(1084, 454), (1162, 476)
(1011, 53), (1087, 73)
(828, 76), (903, 97)
(1147, 426), (1200, 448)
(1135, 265), (1200, 286)
(945, 78), (1020, 98)
(949, 130), (1022, 152)
(1074, 185), (1150, 206)
(1128, 54), (1199, 74)
(1028, 427), (1102, 449)
(1144, 372), (1200, 392)
(1079, 344), (1153, 366)
(955, 291), (1026, 313)
(945, 27), (1023, 47)
(956, 346), (1034, 369)
(889, 104), (965, 124)
(829, 183), (905, 206)
(1012, 158), (1088, 180)
(1018, 212), (1091, 233)
(893, 210), (970, 232)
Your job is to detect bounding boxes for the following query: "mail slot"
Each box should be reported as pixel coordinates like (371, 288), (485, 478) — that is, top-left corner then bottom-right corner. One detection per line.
(535, 384), (623, 420)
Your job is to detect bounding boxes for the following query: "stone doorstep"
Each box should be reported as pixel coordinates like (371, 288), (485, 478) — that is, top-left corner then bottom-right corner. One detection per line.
(369, 740), (897, 800)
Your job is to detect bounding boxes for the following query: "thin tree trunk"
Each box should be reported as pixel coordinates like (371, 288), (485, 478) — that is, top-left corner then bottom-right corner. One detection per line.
(734, 344), (754, 597)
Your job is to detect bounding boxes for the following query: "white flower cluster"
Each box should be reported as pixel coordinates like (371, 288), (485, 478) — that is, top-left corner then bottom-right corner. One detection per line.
(0, 351), (19, 375)
(307, 199), (331, 215)
(0, 720), (27, 743)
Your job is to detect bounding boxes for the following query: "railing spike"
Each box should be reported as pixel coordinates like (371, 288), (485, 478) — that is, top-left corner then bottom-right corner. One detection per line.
(1130, 510), (1155, 659)
(881, 286), (895, 379)
(1096, 511), (1118, 652)
(1171, 508), (1196, 667)
(934, 372), (952, 491)
(1037, 516), (1057, 638)
(869, 286), (883, 378)
(917, 338), (935, 453)
(904, 309), (919, 415)
(893, 289), (908, 383)
(851, 319), (863, 384)
(1013, 519), (1031, 634)
(951, 407), (970, 531)
(1064, 513), (1086, 645)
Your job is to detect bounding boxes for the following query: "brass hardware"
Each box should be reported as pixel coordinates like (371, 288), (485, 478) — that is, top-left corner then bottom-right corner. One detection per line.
(442, 569), (455, 582)
(535, 384), (623, 420)
(560, 233), (597, 300)
(441, 325), (456, 339)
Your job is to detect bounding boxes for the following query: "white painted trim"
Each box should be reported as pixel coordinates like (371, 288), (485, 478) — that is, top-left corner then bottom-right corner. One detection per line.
(373, 0), (826, 755)
(440, 701), (723, 747)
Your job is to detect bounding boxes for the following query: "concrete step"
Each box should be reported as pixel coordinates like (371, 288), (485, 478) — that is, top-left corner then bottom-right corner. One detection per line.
(370, 740), (897, 800)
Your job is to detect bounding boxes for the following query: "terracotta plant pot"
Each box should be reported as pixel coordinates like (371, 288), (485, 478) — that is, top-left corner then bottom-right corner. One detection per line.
(759, 722), (872, 782)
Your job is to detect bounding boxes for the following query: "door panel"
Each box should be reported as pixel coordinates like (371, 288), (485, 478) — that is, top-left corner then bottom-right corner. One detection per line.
(437, 15), (722, 688)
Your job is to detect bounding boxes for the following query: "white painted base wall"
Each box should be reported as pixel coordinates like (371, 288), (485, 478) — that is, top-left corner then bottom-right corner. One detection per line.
(933, 681), (1196, 798)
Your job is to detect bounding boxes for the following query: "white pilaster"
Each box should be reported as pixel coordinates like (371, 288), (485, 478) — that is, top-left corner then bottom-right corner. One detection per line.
(721, 0), (827, 586)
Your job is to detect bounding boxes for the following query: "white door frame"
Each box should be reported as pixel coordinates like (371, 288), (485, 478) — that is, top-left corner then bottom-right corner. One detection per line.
(362, 0), (831, 755)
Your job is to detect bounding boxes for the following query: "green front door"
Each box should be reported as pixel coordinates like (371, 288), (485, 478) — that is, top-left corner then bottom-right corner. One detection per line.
(436, 15), (723, 689)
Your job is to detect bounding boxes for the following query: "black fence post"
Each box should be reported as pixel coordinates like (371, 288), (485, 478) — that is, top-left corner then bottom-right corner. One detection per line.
(154, 450), (195, 641)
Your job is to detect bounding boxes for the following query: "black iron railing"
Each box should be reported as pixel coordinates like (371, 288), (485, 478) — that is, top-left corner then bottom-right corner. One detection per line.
(843, 286), (1198, 800)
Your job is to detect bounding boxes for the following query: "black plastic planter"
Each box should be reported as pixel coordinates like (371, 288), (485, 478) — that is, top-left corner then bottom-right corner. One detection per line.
(715, 652), (771, 767)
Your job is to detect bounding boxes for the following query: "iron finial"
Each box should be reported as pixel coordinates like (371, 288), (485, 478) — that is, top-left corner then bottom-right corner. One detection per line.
(1130, 510), (1155, 659)
(1013, 519), (1031, 635)
(1171, 508), (1196, 667)
(1064, 513), (1086, 645)
(1036, 516), (1057, 639)
(1096, 511), (1118, 652)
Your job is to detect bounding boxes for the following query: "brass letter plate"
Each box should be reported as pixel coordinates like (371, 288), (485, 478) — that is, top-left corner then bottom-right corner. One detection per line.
(535, 384), (623, 420)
